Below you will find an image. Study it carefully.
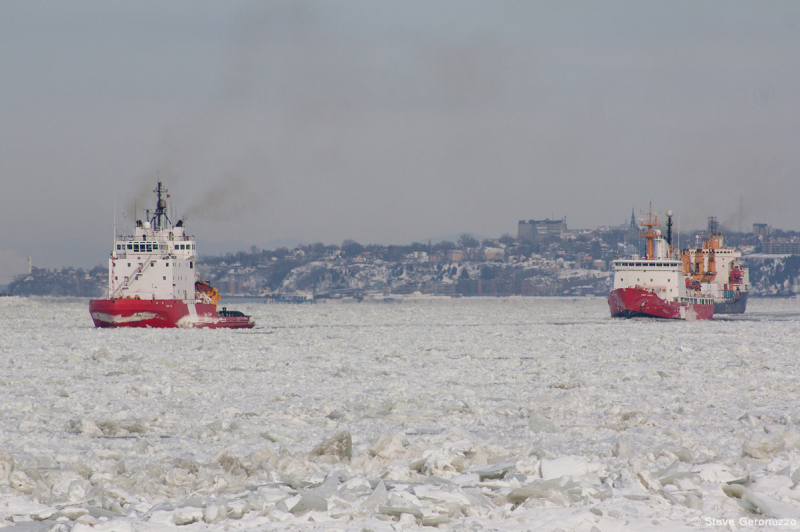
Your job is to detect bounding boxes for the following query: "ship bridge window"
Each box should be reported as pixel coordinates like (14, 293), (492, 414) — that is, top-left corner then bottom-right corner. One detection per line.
(153, 244), (158, 250)
(146, 244), (152, 252)
(127, 244), (132, 250)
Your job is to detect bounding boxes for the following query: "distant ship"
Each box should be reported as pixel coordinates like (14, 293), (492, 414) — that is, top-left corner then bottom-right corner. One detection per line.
(681, 217), (748, 314)
(89, 183), (254, 329)
(608, 206), (714, 320)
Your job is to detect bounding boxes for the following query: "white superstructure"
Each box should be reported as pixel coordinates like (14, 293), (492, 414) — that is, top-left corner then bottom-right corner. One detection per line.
(106, 183), (198, 301)
(685, 233), (749, 300)
(613, 259), (688, 300)
(612, 228), (707, 302)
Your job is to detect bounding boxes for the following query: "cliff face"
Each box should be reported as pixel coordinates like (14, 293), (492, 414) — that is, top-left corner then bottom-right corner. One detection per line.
(7, 268), (105, 297)
(745, 255), (800, 296)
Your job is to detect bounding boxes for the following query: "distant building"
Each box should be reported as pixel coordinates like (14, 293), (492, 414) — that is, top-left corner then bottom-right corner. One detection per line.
(404, 251), (428, 262)
(220, 280), (246, 295)
(753, 223), (771, 239)
(518, 221), (536, 241)
(520, 279), (560, 296)
(446, 249), (465, 262)
(456, 279), (515, 296)
(517, 217), (567, 241)
(765, 240), (800, 255)
(421, 281), (456, 295)
(482, 247), (505, 261)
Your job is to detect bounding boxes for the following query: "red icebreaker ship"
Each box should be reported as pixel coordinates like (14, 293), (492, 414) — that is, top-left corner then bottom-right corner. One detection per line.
(608, 206), (713, 320)
(89, 183), (254, 329)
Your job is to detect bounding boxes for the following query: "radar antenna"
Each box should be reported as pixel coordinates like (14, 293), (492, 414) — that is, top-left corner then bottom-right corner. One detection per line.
(150, 182), (171, 230)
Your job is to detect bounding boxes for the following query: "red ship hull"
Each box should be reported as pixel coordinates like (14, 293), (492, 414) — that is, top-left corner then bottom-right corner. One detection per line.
(608, 288), (713, 320)
(89, 299), (254, 329)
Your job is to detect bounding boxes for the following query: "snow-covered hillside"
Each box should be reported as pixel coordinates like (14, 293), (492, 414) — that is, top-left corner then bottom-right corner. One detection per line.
(746, 256), (800, 296)
(278, 260), (609, 296)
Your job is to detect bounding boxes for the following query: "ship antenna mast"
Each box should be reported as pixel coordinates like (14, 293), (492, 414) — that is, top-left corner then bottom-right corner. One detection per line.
(112, 199), (116, 258)
(639, 201), (659, 260)
(150, 182), (171, 230)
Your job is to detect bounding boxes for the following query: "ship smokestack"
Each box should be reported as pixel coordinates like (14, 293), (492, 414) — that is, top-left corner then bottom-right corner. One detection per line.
(666, 210), (674, 247)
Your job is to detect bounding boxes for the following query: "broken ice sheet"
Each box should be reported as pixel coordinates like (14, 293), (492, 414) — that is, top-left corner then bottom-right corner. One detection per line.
(2, 297), (800, 529)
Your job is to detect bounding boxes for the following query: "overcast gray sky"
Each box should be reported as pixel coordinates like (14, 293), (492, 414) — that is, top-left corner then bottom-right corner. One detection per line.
(2, 1), (800, 283)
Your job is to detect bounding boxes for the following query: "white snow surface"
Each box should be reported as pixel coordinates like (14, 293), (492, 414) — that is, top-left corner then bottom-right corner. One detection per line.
(1, 296), (800, 531)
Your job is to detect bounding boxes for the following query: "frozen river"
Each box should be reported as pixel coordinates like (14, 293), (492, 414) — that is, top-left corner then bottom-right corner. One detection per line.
(1, 296), (800, 531)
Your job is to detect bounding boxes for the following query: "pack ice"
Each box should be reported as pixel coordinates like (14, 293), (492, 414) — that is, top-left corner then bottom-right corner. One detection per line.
(1, 296), (800, 531)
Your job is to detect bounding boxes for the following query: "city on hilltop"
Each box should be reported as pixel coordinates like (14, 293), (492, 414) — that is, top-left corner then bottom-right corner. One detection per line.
(6, 214), (800, 299)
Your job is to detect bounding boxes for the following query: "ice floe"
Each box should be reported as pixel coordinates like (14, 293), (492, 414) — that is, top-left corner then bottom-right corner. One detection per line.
(0, 296), (799, 530)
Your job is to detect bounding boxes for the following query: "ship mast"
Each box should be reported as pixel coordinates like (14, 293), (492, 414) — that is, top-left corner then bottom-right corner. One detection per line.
(150, 182), (171, 230)
(639, 202), (659, 260)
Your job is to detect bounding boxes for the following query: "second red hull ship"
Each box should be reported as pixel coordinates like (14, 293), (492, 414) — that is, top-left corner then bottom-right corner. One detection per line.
(608, 287), (713, 320)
